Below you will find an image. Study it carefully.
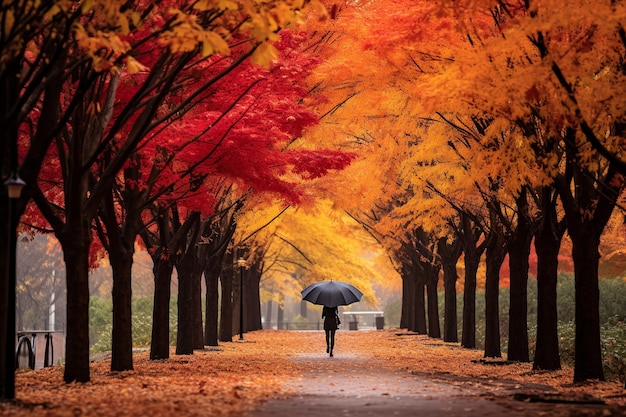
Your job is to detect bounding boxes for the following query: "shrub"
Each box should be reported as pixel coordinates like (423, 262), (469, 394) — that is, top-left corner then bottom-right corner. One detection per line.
(383, 299), (402, 328)
(292, 314), (310, 330)
(441, 272), (626, 382)
(601, 317), (626, 383)
(89, 296), (178, 354)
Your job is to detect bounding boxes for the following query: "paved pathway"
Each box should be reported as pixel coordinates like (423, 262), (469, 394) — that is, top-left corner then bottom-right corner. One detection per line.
(244, 352), (621, 417)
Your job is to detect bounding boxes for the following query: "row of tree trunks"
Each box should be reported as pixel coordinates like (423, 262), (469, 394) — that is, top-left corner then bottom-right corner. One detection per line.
(398, 166), (619, 382)
(230, 258), (264, 336)
(205, 205), (240, 346)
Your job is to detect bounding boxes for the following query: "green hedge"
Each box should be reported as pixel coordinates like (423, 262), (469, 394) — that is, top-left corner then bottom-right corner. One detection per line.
(385, 273), (626, 382)
(482, 274), (626, 382)
(89, 296), (178, 354)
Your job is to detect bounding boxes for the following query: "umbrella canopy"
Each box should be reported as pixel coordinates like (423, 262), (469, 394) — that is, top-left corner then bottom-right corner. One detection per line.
(301, 280), (363, 307)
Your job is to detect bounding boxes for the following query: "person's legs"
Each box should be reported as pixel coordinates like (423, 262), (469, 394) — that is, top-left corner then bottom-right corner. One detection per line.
(329, 330), (336, 357)
(325, 330), (330, 353)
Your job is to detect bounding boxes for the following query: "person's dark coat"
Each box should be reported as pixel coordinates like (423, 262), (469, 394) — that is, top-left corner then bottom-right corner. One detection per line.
(322, 306), (339, 331)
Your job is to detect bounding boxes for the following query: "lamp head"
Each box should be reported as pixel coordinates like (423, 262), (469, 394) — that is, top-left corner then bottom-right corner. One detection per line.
(4, 172), (26, 199)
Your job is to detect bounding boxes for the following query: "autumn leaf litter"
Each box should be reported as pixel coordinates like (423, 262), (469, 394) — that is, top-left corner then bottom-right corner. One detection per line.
(1, 330), (625, 416)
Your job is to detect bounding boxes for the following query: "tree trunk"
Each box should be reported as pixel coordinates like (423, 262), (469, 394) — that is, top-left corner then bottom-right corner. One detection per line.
(193, 233), (210, 349)
(202, 212), (237, 346)
(0, 198), (9, 398)
(108, 244), (134, 371)
(1, 54), (59, 394)
(58, 102), (98, 383)
(99, 183), (142, 372)
(176, 263), (194, 354)
(175, 239), (208, 352)
(507, 191), (532, 362)
(0, 58), (21, 399)
(406, 273), (415, 331)
(554, 153), (621, 381)
(461, 214), (484, 349)
(571, 226), (604, 381)
(414, 265), (427, 334)
(192, 269), (204, 349)
(442, 269), (458, 342)
(400, 269), (410, 329)
(461, 265), (477, 348)
(1, 194), (19, 397)
(439, 237), (462, 343)
(61, 230), (91, 383)
(232, 261), (243, 337)
(533, 187), (563, 370)
(219, 251), (234, 342)
(248, 265), (262, 331)
(204, 267), (220, 346)
(150, 257), (173, 360)
(96, 152), (151, 372)
(424, 262), (441, 339)
(533, 235), (561, 369)
(484, 226), (506, 358)
(174, 214), (203, 355)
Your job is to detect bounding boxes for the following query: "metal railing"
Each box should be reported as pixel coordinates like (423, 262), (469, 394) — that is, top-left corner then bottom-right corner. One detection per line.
(265, 316), (385, 331)
(16, 330), (62, 369)
(265, 322), (322, 331)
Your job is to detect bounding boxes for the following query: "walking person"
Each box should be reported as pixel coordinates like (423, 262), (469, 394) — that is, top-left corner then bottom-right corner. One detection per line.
(322, 305), (340, 357)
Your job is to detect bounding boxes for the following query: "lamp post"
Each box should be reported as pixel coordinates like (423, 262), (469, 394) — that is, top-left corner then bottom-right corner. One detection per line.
(237, 257), (246, 341)
(4, 172), (25, 400)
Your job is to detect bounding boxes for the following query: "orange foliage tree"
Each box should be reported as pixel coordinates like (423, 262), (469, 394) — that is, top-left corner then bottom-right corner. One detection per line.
(301, 0), (626, 383)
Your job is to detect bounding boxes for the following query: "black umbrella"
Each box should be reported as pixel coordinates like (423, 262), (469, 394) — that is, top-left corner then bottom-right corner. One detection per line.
(301, 280), (363, 307)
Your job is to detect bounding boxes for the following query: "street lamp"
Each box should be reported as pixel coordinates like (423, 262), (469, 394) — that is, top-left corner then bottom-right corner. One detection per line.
(4, 173), (26, 199)
(4, 172), (25, 400)
(237, 257), (246, 341)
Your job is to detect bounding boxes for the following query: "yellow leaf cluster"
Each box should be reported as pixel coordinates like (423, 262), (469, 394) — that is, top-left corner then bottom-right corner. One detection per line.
(236, 200), (399, 306)
(161, 9), (231, 57)
(250, 41), (278, 67)
(69, 0), (144, 72)
(73, 22), (132, 72)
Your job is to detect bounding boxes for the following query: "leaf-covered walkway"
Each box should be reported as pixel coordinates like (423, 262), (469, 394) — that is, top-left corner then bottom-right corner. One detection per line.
(2, 330), (625, 416)
(245, 331), (626, 417)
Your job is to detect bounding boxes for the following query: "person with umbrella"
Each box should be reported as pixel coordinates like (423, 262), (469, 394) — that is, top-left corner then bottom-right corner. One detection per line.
(301, 280), (363, 357)
(322, 305), (340, 356)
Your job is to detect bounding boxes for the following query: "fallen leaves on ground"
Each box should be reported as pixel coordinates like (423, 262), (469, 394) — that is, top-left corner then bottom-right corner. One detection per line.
(1, 329), (625, 416)
(363, 331), (626, 403)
